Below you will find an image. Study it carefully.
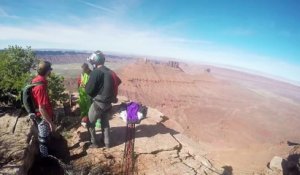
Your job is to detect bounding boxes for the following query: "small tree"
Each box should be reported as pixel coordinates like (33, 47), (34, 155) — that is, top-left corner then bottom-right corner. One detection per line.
(0, 46), (37, 106)
(48, 73), (68, 107)
(0, 45), (67, 108)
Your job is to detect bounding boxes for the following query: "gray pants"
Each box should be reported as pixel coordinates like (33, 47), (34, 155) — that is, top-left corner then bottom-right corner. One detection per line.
(37, 119), (50, 157)
(88, 101), (111, 147)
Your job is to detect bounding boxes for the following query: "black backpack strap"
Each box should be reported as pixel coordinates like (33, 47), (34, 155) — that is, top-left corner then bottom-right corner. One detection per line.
(31, 81), (44, 87)
(23, 81), (44, 113)
(24, 81), (44, 90)
(32, 81), (44, 112)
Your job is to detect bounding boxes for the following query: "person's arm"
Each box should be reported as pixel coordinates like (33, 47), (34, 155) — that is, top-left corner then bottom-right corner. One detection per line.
(35, 85), (56, 131)
(85, 70), (99, 98)
(77, 75), (81, 89)
(39, 105), (55, 131)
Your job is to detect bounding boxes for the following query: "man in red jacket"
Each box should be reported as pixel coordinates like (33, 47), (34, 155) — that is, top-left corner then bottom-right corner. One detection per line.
(32, 61), (55, 157)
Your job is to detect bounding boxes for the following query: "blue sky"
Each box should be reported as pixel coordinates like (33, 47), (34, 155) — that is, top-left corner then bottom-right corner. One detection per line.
(0, 0), (299, 83)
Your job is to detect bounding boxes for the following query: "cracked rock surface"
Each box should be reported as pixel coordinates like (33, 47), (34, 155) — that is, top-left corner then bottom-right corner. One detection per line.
(0, 114), (39, 175)
(0, 97), (224, 174)
(68, 96), (223, 174)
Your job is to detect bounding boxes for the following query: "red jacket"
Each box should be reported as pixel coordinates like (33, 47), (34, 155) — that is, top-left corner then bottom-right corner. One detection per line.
(31, 75), (53, 119)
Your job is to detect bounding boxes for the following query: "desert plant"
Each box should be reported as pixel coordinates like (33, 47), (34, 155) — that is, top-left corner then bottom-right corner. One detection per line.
(0, 45), (67, 108)
(0, 46), (37, 106)
(48, 72), (68, 107)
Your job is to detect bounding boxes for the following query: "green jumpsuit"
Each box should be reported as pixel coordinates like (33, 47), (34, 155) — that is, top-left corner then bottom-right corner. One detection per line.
(78, 73), (91, 118)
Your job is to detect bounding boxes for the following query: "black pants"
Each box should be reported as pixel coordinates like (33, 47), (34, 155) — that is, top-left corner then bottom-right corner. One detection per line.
(88, 101), (111, 146)
(37, 119), (50, 157)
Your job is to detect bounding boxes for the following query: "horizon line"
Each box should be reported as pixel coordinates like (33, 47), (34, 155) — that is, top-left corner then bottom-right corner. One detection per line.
(21, 47), (300, 87)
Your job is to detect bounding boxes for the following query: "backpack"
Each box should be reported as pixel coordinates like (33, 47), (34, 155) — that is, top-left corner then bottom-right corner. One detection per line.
(111, 71), (121, 103)
(21, 82), (43, 114)
(119, 102), (147, 124)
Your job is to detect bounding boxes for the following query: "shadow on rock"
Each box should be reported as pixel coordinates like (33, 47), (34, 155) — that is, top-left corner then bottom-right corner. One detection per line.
(69, 142), (90, 161)
(27, 156), (65, 175)
(48, 133), (71, 163)
(77, 103), (179, 149)
(282, 154), (300, 175)
(221, 166), (233, 175)
(27, 133), (71, 175)
(287, 141), (300, 146)
(110, 123), (179, 147)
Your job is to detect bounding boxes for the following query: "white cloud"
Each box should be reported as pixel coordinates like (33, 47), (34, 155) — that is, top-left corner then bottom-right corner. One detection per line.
(0, 17), (299, 83)
(0, 7), (19, 19)
(77, 0), (116, 14)
(0, 18), (211, 56)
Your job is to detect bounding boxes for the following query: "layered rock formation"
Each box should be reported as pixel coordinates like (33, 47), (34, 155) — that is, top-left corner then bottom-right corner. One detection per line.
(116, 61), (300, 173)
(36, 51), (134, 64)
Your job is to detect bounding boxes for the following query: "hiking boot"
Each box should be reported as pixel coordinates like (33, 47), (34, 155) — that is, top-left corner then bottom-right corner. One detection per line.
(99, 138), (110, 148)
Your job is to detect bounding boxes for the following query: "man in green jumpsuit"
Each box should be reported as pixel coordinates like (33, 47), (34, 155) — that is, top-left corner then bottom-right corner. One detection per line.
(78, 63), (92, 118)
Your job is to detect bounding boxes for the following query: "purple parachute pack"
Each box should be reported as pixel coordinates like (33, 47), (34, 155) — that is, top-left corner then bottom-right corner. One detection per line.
(120, 102), (147, 124)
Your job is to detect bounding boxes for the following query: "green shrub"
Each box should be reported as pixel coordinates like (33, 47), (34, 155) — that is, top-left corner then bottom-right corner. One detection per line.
(0, 45), (67, 107)
(0, 45), (37, 106)
(48, 72), (68, 107)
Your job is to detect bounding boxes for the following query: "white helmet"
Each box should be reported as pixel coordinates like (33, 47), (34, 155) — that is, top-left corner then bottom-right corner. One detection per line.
(87, 50), (105, 65)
